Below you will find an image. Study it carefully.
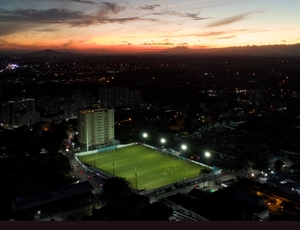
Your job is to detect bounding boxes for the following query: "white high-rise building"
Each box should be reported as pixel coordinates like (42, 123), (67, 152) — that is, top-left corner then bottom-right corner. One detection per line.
(77, 104), (114, 150)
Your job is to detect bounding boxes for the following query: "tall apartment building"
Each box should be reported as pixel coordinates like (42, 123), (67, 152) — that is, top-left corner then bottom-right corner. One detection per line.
(62, 99), (77, 119)
(99, 87), (142, 108)
(1, 98), (40, 127)
(71, 90), (96, 109)
(36, 96), (61, 115)
(77, 104), (115, 150)
(36, 90), (96, 120)
(12, 110), (40, 128)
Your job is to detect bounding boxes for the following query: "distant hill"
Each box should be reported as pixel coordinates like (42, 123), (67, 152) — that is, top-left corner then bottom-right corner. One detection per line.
(160, 43), (300, 56)
(2, 43), (300, 57)
(27, 48), (110, 57)
(30, 49), (75, 56)
(159, 46), (199, 54)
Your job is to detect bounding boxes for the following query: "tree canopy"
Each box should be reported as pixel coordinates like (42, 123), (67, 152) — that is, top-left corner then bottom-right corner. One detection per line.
(102, 176), (132, 200)
(200, 167), (213, 175)
(252, 154), (269, 171)
(141, 201), (173, 221)
(274, 159), (284, 172)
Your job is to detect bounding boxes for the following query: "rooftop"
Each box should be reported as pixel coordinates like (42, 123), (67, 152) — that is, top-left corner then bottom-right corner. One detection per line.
(13, 181), (93, 211)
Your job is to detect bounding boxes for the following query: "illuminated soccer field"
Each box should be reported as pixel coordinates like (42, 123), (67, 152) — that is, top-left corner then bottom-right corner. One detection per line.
(78, 144), (206, 191)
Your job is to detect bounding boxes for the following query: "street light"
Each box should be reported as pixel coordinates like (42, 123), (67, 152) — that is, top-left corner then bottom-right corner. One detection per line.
(135, 173), (138, 190)
(181, 144), (187, 158)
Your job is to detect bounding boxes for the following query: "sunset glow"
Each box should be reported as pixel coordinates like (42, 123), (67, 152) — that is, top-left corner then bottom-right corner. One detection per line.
(1, 0), (300, 53)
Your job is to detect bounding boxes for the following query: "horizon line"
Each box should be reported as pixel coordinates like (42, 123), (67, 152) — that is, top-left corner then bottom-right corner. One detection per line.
(1, 42), (300, 55)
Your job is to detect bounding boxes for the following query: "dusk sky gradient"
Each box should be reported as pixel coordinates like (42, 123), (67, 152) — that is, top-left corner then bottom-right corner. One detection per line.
(1, 0), (300, 53)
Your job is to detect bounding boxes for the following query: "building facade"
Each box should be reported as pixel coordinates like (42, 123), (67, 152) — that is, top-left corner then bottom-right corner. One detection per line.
(99, 87), (142, 108)
(77, 104), (115, 150)
(1, 98), (40, 128)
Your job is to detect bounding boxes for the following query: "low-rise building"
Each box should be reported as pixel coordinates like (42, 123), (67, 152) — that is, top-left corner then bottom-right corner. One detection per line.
(162, 180), (270, 221)
(90, 193), (150, 220)
(266, 174), (300, 196)
(12, 181), (94, 221)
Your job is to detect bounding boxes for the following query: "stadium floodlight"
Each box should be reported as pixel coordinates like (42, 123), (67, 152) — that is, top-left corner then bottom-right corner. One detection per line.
(181, 144), (187, 158)
(160, 138), (166, 151)
(142, 133), (148, 144)
(205, 151), (211, 166)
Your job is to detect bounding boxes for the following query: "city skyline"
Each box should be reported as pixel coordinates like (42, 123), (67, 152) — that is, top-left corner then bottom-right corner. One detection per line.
(1, 0), (300, 54)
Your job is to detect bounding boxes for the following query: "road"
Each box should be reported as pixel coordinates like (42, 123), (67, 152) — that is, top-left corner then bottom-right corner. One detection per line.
(68, 151), (105, 195)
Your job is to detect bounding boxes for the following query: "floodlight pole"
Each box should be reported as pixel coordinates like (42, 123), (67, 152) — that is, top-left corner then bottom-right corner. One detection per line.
(205, 151), (211, 165)
(93, 153), (95, 167)
(181, 144), (187, 159)
(143, 133), (148, 144)
(161, 138), (166, 151)
(135, 173), (138, 190)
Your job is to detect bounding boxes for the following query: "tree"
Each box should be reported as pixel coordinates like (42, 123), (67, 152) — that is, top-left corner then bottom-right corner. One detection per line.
(274, 159), (284, 172)
(65, 215), (75, 221)
(231, 154), (249, 170)
(287, 154), (300, 164)
(200, 167), (213, 175)
(102, 176), (132, 200)
(252, 154), (269, 171)
(293, 170), (300, 179)
(56, 154), (71, 171)
(141, 201), (173, 221)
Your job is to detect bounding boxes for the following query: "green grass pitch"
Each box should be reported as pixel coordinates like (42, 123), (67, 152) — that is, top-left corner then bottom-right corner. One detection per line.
(78, 144), (206, 191)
